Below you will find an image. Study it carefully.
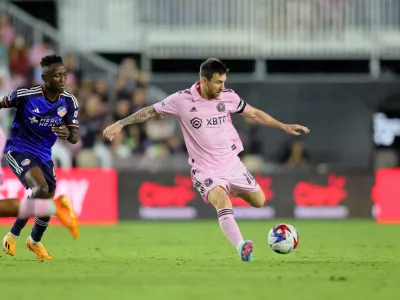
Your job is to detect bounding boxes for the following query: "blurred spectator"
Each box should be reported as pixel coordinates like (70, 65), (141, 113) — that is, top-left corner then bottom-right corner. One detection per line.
(279, 140), (310, 168)
(115, 58), (149, 99)
(0, 35), (9, 70)
(79, 93), (108, 149)
(130, 87), (150, 152)
(109, 129), (131, 159)
(29, 36), (55, 85)
(113, 99), (136, 150)
(0, 12), (16, 47)
(240, 117), (263, 156)
(8, 35), (29, 86)
(64, 54), (81, 86)
(93, 79), (108, 103)
(0, 76), (10, 132)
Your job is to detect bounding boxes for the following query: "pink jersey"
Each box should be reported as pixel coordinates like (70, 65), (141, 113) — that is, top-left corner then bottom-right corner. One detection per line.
(226, 114), (244, 155)
(153, 82), (247, 172)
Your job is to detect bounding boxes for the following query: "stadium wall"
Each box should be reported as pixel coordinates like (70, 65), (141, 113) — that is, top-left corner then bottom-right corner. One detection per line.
(118, 171), (375, 221)
(0, 167), (398, 222)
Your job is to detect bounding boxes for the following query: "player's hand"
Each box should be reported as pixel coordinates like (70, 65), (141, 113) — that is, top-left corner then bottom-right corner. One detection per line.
(103, 122), (124, 141)
(283, 124), (310, 136)
(52, 126), (70, 140)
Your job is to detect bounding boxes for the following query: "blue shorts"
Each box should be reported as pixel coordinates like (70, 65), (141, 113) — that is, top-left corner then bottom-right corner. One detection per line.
(4, 150), (56, 193)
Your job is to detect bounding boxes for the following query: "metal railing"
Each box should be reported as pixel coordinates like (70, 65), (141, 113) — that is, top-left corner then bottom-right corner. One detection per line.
(0, 1), (169, 102)
(58, 0), (400, 59)
(0, 1), (119, 102)
(2, 2), (120, 76)
(143, 0), (400, 58)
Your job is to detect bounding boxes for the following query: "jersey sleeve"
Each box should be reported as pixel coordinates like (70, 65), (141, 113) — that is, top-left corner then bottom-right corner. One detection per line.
(153, 93), (180, 118)
(2, 87), (25, 108)
(64, 95), (79, 128)
(228, 92), (247, 114)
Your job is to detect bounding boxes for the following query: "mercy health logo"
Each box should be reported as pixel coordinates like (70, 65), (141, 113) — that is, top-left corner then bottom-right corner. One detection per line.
(230, 175), (275, 219)
(293, 174), (349, 219)
(138, 174), (197, 220)
(0, 168), (117, 225)
(29, 116), (63, 127)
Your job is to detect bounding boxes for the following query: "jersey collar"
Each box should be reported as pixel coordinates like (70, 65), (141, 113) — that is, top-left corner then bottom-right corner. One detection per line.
(190, 81), (222, 102)
(41, 85), (61, 102)
(190, 82), (202, 102)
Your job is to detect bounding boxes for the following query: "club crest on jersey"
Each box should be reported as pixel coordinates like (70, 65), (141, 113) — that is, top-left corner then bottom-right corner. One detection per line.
(57, 107), (67, 117)
(216, 102), (225, 112)
(21, 159), (31, 167)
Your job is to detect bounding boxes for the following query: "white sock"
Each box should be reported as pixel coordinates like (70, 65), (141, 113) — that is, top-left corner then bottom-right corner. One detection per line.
(28, 235), (39, 244)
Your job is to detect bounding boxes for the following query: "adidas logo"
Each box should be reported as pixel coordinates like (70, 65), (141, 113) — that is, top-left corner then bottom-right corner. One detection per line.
(32, 108), (40, 113)
(190, 107), (197, 112)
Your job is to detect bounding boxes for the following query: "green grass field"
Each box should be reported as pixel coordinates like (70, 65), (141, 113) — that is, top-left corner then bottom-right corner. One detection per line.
(0, 220), (399, 300)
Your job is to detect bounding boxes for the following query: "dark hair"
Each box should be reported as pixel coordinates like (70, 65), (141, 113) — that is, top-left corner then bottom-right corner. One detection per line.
(200, 58), (229, 80)
(40, 54), (63, 67)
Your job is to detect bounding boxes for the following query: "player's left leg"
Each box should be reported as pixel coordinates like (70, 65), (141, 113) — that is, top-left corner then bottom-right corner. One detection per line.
(27, 160), (58, 247)
(229, 163), (266, 208)
(25, 159), (60, 260)
(191, 168), (253, 262)
(235, 189), (265, 208)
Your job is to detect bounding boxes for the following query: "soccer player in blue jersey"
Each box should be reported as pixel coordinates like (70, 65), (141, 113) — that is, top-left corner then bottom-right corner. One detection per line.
(0, 54), (80, 260)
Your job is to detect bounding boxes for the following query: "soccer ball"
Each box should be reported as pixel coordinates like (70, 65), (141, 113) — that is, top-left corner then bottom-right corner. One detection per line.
(268, 223), (299, 254)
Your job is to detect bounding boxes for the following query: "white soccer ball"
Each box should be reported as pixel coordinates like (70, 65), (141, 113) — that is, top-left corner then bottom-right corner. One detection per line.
(268, 223), (299, 254)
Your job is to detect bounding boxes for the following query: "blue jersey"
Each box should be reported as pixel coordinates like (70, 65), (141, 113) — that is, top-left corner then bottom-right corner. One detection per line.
(3, 85), (79, 162)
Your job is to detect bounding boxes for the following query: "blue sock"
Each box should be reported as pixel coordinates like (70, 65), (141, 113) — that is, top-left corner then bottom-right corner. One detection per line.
(30, 217), (51, 243)
(10, 218), (29, 236)
(10, 195), (32, 236)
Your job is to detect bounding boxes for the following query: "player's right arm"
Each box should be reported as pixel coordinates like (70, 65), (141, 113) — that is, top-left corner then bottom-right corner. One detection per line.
(103, 93), (180, 142)
(103, 105), (159, 141)
(0, 89), (23, 109)
(120, 105), (159, 126)
(0, 93), (12, 109)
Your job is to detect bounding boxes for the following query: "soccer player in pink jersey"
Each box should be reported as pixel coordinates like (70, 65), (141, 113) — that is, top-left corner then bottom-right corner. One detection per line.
(0, 127), (78, 253)
(103, 58), (309, 262)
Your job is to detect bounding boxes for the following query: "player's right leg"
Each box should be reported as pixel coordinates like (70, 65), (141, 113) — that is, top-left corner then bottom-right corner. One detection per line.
(3, 151), (57, 259)
(1, 196), (79, 256)
(191, 169), (253, 262)
(0, 199), (21, 217)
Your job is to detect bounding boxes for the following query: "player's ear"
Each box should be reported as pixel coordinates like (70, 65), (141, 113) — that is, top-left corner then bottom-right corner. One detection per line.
(200, 76), (207, 85)
(41, 73), (46, 82)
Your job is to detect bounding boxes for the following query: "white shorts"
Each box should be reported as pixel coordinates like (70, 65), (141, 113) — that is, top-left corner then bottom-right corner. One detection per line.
(191, 161), (260, 204)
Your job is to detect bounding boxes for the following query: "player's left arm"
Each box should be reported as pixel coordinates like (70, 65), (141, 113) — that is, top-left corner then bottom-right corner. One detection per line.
(54, 96), (80, 144)
(240, 103), (310, 136)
